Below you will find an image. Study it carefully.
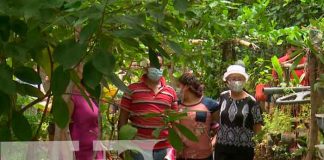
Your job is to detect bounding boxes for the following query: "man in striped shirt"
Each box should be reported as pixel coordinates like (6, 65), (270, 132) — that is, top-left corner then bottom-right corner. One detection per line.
(118, 56), (178, 160)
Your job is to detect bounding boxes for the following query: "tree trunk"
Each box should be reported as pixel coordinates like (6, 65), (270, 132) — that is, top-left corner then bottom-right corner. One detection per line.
(221, 41), (236, 62)
(305, 52), (320, 160)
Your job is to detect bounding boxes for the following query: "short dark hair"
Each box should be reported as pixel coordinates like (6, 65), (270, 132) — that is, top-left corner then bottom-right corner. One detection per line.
(178, 73), (204, 97)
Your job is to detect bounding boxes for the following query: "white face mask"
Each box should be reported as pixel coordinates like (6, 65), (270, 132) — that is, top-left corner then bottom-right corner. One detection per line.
(147, 67), (163, 82)
(227, 80), (245, 92)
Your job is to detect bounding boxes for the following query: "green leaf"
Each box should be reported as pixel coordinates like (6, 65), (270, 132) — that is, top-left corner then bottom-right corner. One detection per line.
(14, 66), (42, 85)
(139, 35), (170, 59)
(119, 124), (137, 140)
(33, 49), (51, 77)
(0, 64), (16, 95)
(112, 29), (143, 38)
(142, 112), (162, 119)
(10, 19), (28, 37)
(119, 38), (139, 48)
(92, 49), (115, 75)
(167, 40), (183, 55)
(79, 20), (99, 43)
(53, 39), (86, 69)
(152, 127), (165, 138)
(276, 39), (283, 45)
(0, 91), (11, 116)
(291, 70), (299, 85)
(82, 61), (102, 89)
(174, 123), (198, 142)
(52, 96), (69, 129)
(62, 0), (81, 12)
(173, 0), (188, 13)
(12, 112), (33, 141)
(271, 56), (283, 82)
(15, 82), (45, 98)
(51, 65), (70, 96)
(0, 125), (11, 141)
(106, 73), (130, 94)
(168, 127), (183, 151)
(70, 69), (94, 111)
(149, 48), (161, 69)
(168, 112), (187, 122)
(0, 15), (10, 41)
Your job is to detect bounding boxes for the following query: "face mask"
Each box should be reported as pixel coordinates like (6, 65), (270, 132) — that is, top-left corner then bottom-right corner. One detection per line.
(227, 80), (245, 92)
(147, 67), (163, 82)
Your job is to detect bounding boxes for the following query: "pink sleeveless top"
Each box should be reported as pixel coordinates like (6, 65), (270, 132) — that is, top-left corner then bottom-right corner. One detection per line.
(178, 103), (213, 159)
(70, 90), (102, 160)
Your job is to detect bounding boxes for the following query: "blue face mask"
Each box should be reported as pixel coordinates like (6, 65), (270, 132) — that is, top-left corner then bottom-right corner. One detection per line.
(147, 67), (163, 82)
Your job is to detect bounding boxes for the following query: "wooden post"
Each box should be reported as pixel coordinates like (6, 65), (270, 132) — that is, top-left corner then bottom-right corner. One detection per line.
(305, 51), (320, 160)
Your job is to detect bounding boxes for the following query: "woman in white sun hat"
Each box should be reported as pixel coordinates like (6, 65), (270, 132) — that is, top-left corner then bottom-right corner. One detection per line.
(213, 63), (263, 160)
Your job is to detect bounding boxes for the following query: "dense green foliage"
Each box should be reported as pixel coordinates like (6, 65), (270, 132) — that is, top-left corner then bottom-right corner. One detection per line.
(0, 1), (323, 157)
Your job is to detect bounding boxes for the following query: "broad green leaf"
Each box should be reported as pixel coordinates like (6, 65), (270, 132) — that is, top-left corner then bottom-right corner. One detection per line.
(33, 49), (51, 78)
(140, 35), (170, 59)
(143, 112), (162, 119)
(79, 20), (99, 43)
(290, 70), (299, 86)
(149, 48), (161, 69)
(62, 1), (81, 12)
(52, 96), (69, 129)
(271, 56), (283, 82)
(12, 112), (33, 141)
(0, 64), (16, 95)
(82, 61), (102, 89)
(172, 72), (181, 79)
(0, 125), (11, 141)
(320, 74), (324, 82)
(51, 66), (70, 96)
(167, 40), (183, 55)
(70, 69), (93, 111)
(106, 73), (130, 94)
(168, 112), (187, 122)
(112, 29), (143, 38)
(83, 84), (101, 103)
(168, 127), (183, 151)
(119, 124), (137, 140)
(10, 19), (28, 37)
(173, 0), (188, 13)
(0, 15), (10, 41)
(92, 49), (115, 75)
(0, 91), (11, 116)
(15, 82), (45, 98)
(119, 38), (139, 48)
(152, 127), (165, 138)
(174, 123), (198, 142)
(53, 39), (86, 69)
(4, 42), (30, 63)
(276, 39), (283, 45)
(14, 66), (42, 85)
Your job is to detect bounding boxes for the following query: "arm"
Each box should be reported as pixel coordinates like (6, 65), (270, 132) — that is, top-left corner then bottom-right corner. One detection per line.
(54, 81), (75, 141)
(118, 109), (130, 130)
(251, 102), (264, 134)
(117, 90), (132, 131)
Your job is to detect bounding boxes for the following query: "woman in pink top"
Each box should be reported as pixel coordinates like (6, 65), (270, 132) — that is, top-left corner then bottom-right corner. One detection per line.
(176, 73), (213, 160)
(56, 63), (103, 160)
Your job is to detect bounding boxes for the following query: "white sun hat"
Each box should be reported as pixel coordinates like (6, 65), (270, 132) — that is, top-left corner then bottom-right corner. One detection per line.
(223, 64), (249, 81)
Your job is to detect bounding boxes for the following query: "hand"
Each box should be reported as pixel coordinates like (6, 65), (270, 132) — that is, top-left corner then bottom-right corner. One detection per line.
(281, 63), (292, 68)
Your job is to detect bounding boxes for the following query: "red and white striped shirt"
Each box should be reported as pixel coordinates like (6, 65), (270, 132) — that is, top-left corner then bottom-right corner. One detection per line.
(120, 75), (178, 149)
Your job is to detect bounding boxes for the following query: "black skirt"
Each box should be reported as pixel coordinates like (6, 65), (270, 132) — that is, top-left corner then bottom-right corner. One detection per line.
(214, 143), (254, 160)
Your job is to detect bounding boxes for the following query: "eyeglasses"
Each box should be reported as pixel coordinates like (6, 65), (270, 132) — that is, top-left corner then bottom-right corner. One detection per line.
(227, 77), (245, 81)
